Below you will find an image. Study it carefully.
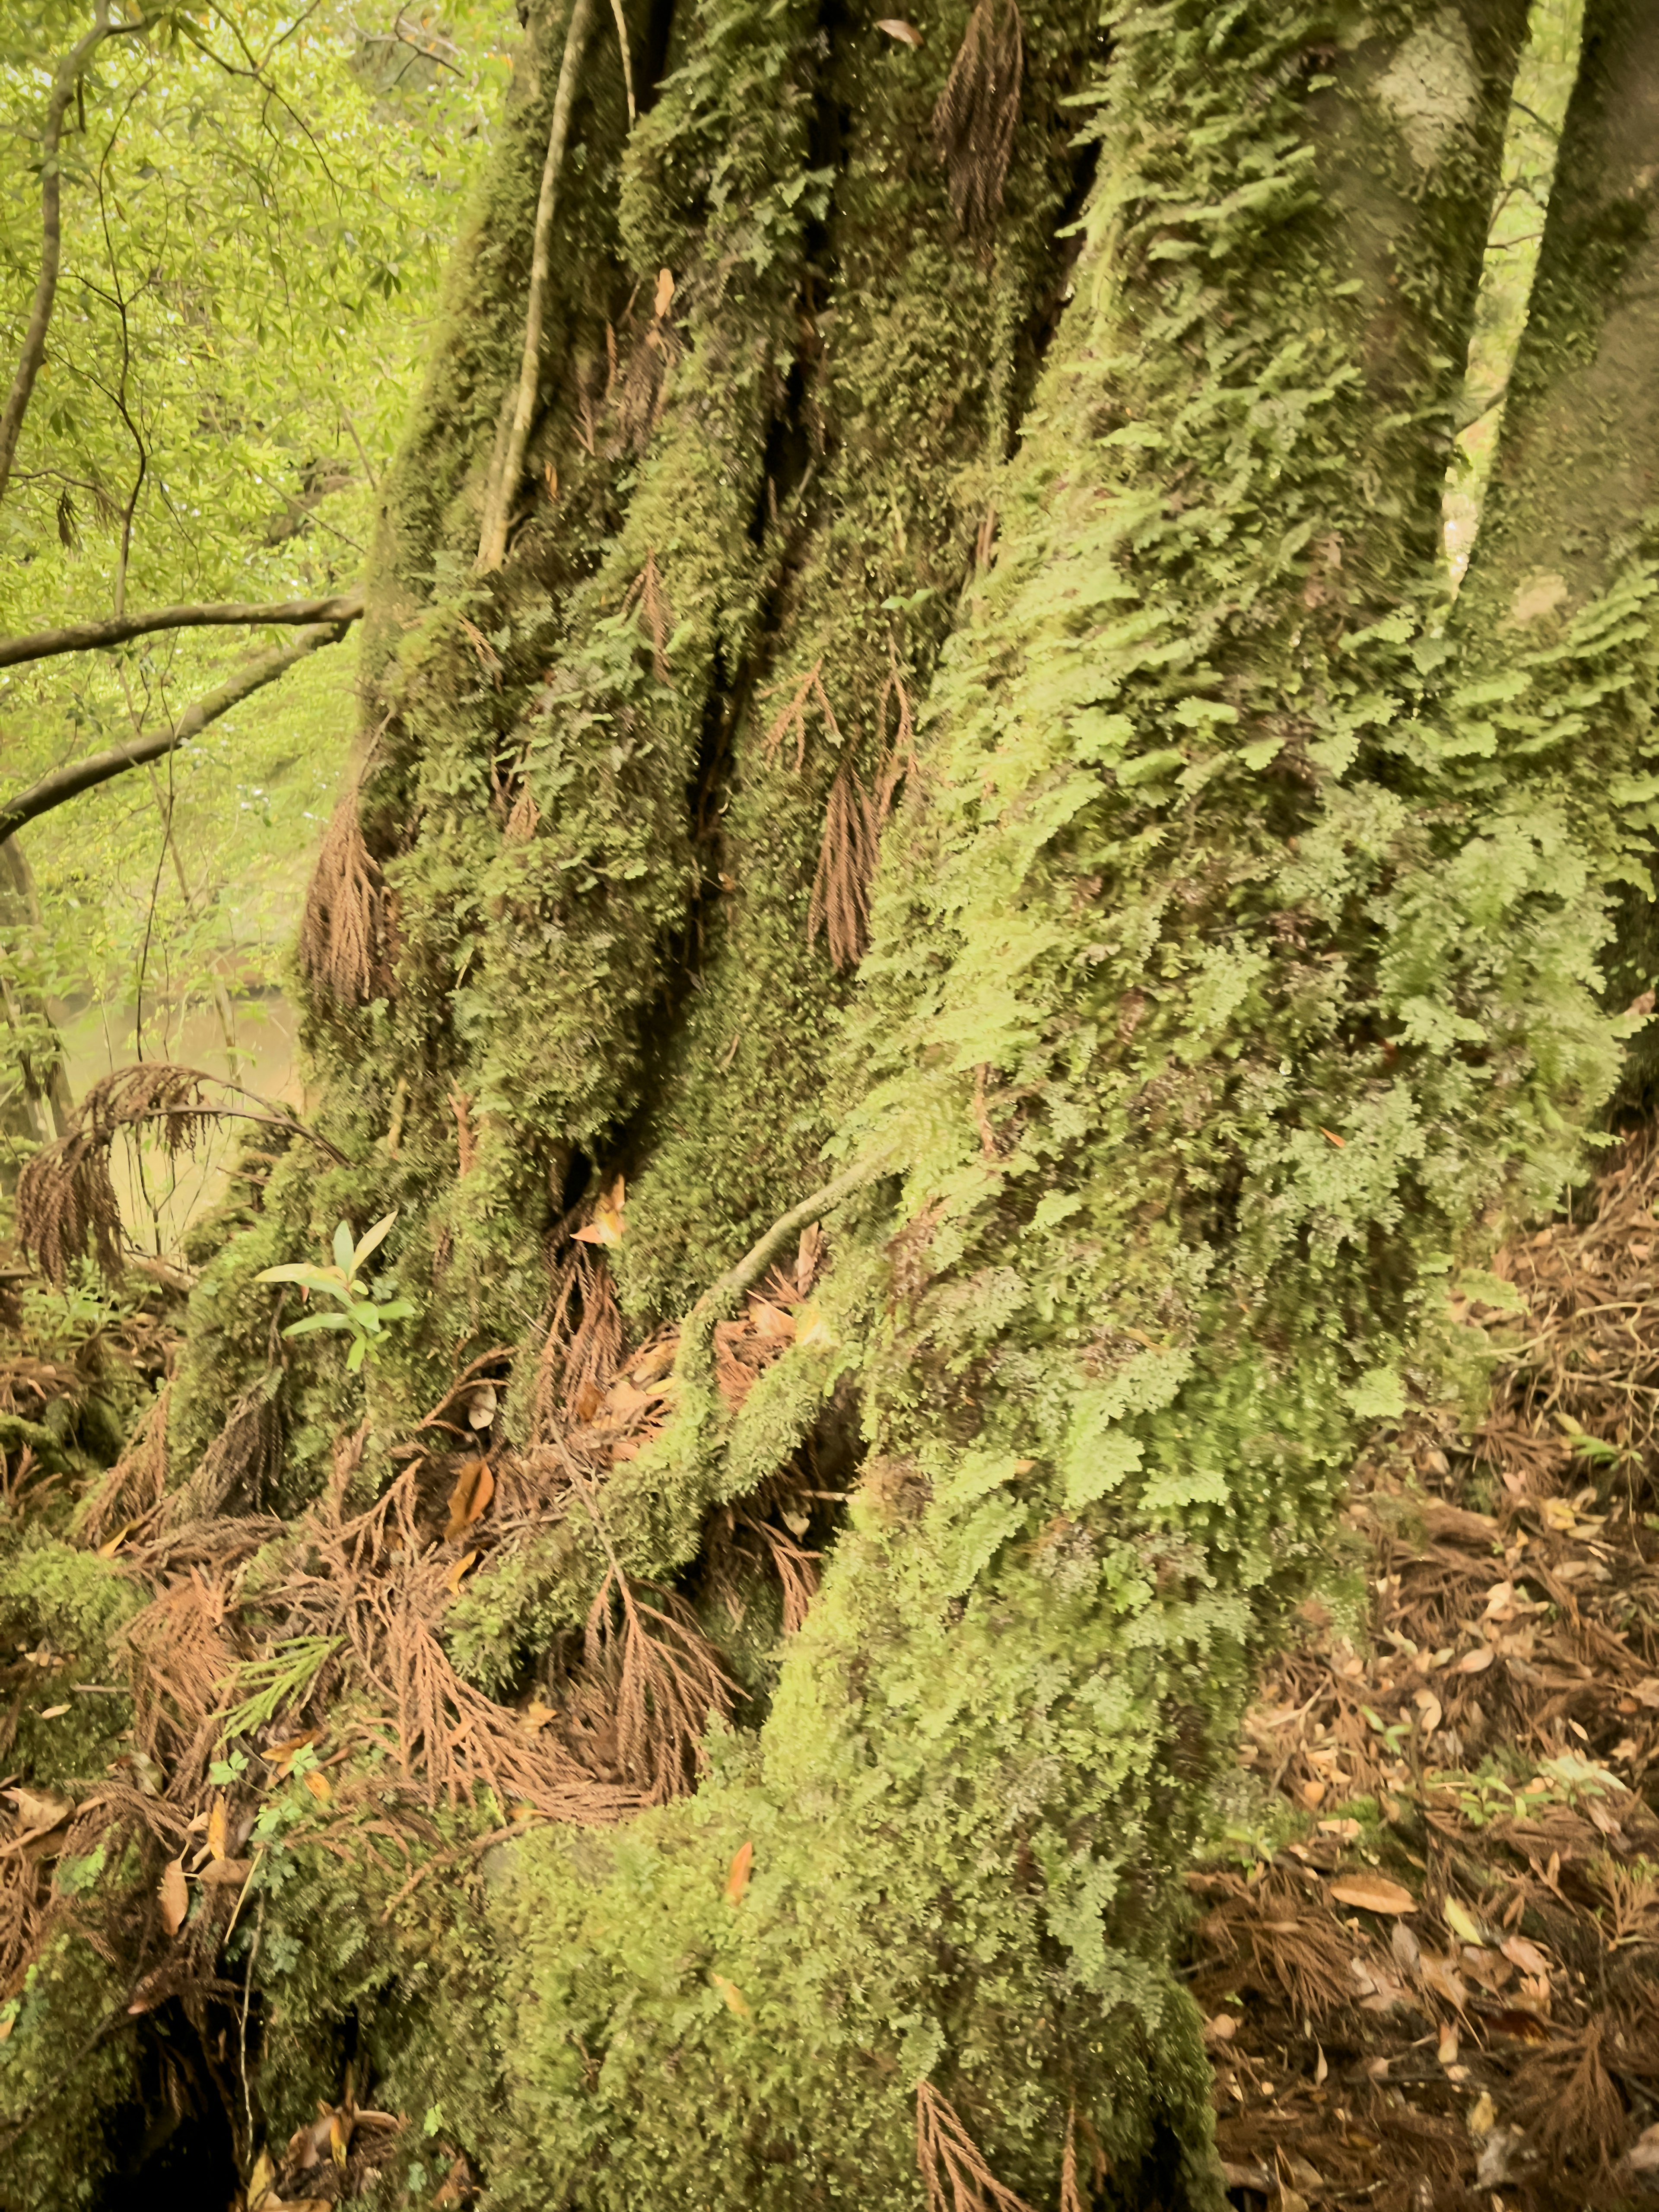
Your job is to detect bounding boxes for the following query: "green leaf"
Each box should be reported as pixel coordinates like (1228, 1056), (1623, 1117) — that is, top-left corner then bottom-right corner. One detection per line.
(282, 1311), (356, 1339)
(352, 1209), (398, 1273)
(332, 1220), (356, 1278)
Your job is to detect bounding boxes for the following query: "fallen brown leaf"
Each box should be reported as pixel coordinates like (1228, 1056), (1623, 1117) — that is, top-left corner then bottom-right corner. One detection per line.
(725, 1839), (753, 1905)
(445, 1458), (494, 1541)
(1330, 1874), (1415, 1916)
(159, 1856), (188, 1935)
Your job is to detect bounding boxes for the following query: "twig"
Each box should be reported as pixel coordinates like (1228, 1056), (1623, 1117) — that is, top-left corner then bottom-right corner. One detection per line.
(689, 1150), (894, 1323)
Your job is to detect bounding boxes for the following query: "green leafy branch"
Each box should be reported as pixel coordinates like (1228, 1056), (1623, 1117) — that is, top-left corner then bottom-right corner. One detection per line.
(254, 1211), (414, 1371)
(218, 1634), (342, 1744)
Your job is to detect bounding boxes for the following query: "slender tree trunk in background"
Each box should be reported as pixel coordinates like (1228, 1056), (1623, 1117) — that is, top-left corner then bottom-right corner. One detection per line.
(0, 835), (73, 1179)
(12, 3), (1659, 2206)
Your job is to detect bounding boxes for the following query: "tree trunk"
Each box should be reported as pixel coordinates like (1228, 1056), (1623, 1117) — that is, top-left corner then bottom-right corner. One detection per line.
(15, 2), (1659, 2206)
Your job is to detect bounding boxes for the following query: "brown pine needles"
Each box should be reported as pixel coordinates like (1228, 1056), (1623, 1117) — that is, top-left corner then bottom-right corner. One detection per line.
(568, 1567), (739, 1802)
(915, 2082), (1037, 2212)
(808, 756), (878, 973)
(932, 0), (1024, 237)
(621, 547), (675, 681)
(535, 1243), (625, 1433)
(299, 782), (387, 1006)
(77, 1382), (170, 1548)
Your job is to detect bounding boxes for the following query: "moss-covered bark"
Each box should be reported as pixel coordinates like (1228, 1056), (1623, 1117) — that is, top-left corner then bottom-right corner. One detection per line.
(19, 2), (1659, 2207)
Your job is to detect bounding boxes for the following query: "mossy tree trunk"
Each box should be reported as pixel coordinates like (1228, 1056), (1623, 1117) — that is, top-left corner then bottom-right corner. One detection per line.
(13, 2), (1659, 2207)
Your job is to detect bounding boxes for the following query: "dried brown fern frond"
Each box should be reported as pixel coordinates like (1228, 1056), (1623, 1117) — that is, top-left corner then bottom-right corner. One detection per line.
(18, 1064), (336, 1284)
(293, 1462), (637, 1821)
(761, 657), (845, 773)
(164, 1373), (283, 1529)
(621, 548), (676, 681)
(567, 1567), (739, 1802)
(932, 0), (1023, 237)
(874, 645), (918, 825)
(536, 1243), (625, 1433)
(915, 2081), (1036, 2212)
(504, 782), (541, 843)
(1510, 2019), (1631, 2171)
(121, 1573), (238, 1776)
(614, 322), (679, 451)
(299, 782), (387, 1007)
(808, 756), (878, 973)
(77, 1383), (171, 1548)
(16, 1071), (190, 1280)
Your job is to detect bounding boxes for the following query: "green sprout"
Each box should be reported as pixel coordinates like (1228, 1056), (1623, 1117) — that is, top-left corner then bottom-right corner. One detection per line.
(254, 1212), (414, 1372)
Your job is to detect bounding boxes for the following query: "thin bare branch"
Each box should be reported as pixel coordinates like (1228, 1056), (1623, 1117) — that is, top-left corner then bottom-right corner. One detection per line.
(0, 3), (152, 510)
(0, 616), (358, 838)
(0, 588), (364, 669)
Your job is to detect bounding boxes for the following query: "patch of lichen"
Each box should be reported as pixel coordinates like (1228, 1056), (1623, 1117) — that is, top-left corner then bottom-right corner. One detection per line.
(0, 1532), (139, 1791)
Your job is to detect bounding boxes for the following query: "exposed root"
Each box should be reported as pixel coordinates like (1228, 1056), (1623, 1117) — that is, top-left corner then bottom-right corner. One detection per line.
(932, 0), (1023, 238)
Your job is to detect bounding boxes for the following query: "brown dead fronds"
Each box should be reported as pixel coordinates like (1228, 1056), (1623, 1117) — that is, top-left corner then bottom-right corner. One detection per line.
(762, 657), (840, 774)
(536, 1243), (625, 1434)
(292, 1464), (638, 1821)
(77, 1384), (170, 1548)
(1510, 2019), (1631, 2171)
(164, 1374), (283, 1529)
(299, 782), (388, 1007)
(563, 1566), (738, 1802)
(808, 756), (878, 973)
(932, 0), (1023, 238)
(621, 547), (675, 681)
(915, 2081), (1036, 2212)
(17, 1064), (337, 1284)
(121, 1573), (238, 1785)
(702, 1466), (823, 1635)
(873, 644), (918, 825)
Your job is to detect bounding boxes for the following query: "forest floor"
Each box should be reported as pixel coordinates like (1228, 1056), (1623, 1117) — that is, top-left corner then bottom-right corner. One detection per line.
(1189, 1132), (1659, 2212)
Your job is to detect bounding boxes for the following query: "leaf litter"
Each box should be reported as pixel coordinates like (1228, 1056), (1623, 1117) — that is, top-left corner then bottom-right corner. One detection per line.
(1190, 1128), (1659, 2209)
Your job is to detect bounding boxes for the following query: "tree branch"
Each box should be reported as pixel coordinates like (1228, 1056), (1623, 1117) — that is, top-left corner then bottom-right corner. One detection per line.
(0, 614), (357, 837)
(0, 588), (364, 669)
(0, 5), (149, 510)
(689, 1150), (895, 1322)
(476, 0), (597, 571)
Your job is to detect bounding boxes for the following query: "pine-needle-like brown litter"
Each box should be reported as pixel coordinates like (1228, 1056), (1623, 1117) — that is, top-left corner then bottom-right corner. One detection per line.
(915, 2080), (1036, 2212)
(932, 0), (1023, 237)
(808, 756), (878, 973)
(1191, 1127), (1659, 2211)
(299, 780), (388, 1007)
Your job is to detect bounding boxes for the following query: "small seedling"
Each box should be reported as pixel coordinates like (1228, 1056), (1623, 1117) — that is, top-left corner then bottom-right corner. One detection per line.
(254, 1212), (414, 1371)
